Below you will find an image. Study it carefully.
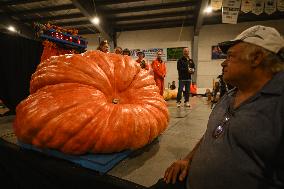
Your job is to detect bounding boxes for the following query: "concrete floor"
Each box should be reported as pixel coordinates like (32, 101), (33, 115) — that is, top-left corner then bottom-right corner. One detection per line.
(109, 96), (211, 187)
(0, 96), (211, 187)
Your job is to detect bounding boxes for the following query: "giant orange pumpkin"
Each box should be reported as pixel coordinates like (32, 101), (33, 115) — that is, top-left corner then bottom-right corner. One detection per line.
(14, 50), (169, 155)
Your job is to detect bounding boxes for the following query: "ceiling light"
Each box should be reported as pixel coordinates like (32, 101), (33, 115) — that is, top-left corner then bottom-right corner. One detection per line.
(204, 6), (213, 14)
(91, 17), (100, 25)
(7, 25), (16, 32)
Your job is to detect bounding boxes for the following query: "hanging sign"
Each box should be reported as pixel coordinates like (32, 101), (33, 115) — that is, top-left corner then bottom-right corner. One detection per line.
(130, 48), (167, 62)
(222, 0), (241, 24)
(222, 0), (242, 7)
(265, 0), (277, 14)
(252, 0), (265, 15)
(277, 0), (284, 11)
(211, 0), (222, 10)
(241, 0), (253, 13)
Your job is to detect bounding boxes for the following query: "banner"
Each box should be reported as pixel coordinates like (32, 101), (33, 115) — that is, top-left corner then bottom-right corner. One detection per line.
(252, 0), (265, 15)
(278, 0), (284, 11)
(167, 47), (185, 61)
(222, 0), (241, 24)
(211, 0), (222, 10)
(211, 46), (227, 59)
(130, 48), (167, 62)
(241, 0), (253, 13)
(265, 0), (276, 14)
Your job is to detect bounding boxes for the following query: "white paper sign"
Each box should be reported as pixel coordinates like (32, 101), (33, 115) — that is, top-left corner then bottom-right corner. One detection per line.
(252, 0), (265, 15)
(223, 0), (242, 8)
(241, 0), (253, 13)
(277, 0), (284, 11)
(130, 48), (167, 62)
(265, 0), (276, 14)
(222, 7), (240, 24)
(211, 0), (222, 10)
(222, 0), (241, 24)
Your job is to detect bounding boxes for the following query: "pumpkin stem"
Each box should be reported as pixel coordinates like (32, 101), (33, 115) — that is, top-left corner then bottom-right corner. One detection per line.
(112, 98), (119, 104)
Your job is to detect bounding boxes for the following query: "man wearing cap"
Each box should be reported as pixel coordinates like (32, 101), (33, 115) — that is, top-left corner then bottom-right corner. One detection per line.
(122, 48), (131, 56)
(136, 51), (149, 70)
(151, 25), (284, 189)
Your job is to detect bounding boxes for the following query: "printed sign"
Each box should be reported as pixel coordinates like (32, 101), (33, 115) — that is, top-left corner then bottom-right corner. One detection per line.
(212, 46), (227, 59)
(241, 0), (253, 13)
(252, 0), (265, 15)
(265, 0), (276, 14)
(222, 0), (241, 24)
(167, 47), (185, 61)
(278, 0), (284, 11)
(211, 0), (222, 10)
(130, 48), (167, 62)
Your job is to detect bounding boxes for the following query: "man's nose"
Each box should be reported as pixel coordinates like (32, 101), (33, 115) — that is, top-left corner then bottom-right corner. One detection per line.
(221, 60), (227, 67)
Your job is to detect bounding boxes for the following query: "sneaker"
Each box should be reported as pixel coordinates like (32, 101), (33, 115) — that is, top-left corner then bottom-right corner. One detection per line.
(176, 102), (181, 107)
(185, 102), (190, 107)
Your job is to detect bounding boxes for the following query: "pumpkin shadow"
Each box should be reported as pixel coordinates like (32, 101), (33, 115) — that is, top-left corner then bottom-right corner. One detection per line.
(128, 137), (160, 158)
(108, 137), (160, 177)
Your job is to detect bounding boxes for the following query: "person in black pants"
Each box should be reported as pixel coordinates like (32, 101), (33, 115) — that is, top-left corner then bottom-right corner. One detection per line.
(176, 48), (195, 107)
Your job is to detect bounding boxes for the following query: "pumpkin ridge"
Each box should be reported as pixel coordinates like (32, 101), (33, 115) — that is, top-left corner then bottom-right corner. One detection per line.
(45, 100), (106, 150)
(91, 104), (115, 152)
(15, 84), (88, 143)
(30, 64), (100, 93)
(61, 105), (108, 154)
(32, 88), (106, 146)
(26, 84), (105, 146)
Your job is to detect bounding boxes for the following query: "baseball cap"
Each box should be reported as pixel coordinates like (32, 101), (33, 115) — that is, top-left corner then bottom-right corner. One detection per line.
(218, 25), (284, 54)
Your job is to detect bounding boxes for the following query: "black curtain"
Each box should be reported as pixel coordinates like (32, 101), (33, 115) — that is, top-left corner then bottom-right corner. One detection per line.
(0, 32), (43, 113)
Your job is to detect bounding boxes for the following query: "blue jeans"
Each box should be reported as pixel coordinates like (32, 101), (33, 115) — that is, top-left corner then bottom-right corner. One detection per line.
(177, 80), (191, 103)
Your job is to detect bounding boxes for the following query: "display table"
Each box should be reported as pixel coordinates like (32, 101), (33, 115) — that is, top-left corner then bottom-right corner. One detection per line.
(0, 115), (147, 189)
(0, 138), (147, 189)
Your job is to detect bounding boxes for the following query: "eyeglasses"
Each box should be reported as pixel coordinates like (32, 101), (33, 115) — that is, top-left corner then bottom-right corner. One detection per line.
(212, 109), (233, 139)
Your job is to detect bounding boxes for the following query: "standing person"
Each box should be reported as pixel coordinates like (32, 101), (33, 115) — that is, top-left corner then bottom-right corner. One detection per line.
(170, 81), (176, 90)
(114, 46), (123, 54)
(122, 48), (131, 56)
(136, 51), (149, 70)
(152, 50), (166, 96)
(176, 48), (195, 107)
(97, 40), (109, 53)
(151, 25), (284, 189)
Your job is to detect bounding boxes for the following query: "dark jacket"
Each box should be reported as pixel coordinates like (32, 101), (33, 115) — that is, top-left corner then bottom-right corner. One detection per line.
(177, 56), (195, 80)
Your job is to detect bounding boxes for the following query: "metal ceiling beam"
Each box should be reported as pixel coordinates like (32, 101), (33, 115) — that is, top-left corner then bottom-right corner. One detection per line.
(79, 28), (99, 34)
(71, 0), (113, 41)
(114, 19), (193, 31)
(105, 1), (196, 14)
(56, 20), (91, 27)
(0, 13), (34, 39)
(95, 0), (145, 6)
(0, 0), (46, 6)
(5, 4), (76, 16)
(109, 10), (195, 22)
(21, 13), (85, 22)
(193, 0), (208, 35)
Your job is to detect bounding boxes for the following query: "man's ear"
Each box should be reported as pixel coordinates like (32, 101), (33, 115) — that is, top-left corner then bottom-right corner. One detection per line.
(251, 51), (264, 68)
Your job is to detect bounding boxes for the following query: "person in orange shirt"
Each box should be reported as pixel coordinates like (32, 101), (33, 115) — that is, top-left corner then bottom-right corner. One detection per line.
(136, 51), (149, 70)
(152, 50), (166, 96)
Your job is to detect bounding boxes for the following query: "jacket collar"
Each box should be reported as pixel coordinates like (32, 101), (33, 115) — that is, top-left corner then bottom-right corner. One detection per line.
(227, 71), (284, 96)
(260, 71), (284, 95)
